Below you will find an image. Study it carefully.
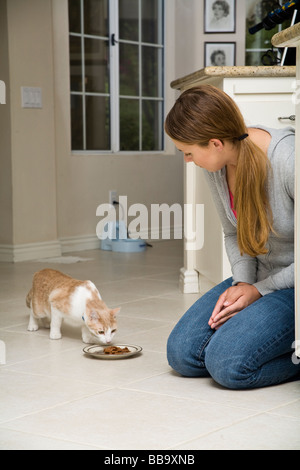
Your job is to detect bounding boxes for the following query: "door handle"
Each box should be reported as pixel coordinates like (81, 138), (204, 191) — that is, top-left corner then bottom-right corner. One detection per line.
(278, 115), (296, 121)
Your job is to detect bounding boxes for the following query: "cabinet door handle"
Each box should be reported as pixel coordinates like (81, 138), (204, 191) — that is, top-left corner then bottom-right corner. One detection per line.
(278, 115), (296, 121)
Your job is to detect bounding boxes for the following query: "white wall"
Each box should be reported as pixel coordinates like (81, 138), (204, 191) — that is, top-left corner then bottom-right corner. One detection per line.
(53, 0), (183, 250)
(0, 0), (246, 261)
(0, 0), (13, 246)
(174, 0), (246, 80)
(0, 0), (184, 260)
(0, 0), (59, 262)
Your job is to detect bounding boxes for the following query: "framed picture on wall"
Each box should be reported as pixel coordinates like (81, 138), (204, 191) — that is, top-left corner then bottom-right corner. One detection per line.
(205, 42), (236, 66)
(204, 0), (236, 33)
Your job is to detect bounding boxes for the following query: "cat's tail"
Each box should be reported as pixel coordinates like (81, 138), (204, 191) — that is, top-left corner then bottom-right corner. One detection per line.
(26, 288), (33, 308)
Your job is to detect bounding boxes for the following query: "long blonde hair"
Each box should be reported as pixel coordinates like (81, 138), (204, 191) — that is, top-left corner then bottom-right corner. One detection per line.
(165, 85), (273, 257)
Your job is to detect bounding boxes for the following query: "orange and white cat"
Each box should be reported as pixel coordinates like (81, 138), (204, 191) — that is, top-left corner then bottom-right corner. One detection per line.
(26, 269), (120, 344)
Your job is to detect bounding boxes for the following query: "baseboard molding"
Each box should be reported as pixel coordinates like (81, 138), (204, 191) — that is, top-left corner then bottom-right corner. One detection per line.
(198, 273), (217, 295)
(61, 227), (183, 252)
(0, 236), (99, 262)
(60, 234), (100, 253)
(0, 240), (61, 263)
(0, 225), (184, 262)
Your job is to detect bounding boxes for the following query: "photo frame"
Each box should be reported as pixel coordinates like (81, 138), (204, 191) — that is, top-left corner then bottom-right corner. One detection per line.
(205, 42), (236, 67)
(204, 0), (236, 33)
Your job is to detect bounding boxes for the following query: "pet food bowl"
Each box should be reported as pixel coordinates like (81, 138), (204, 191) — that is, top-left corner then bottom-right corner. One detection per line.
(100, 221), (147, 253)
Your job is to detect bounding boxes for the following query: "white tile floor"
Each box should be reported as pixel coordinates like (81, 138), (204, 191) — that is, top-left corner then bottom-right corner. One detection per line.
(0, 241), (299, 450)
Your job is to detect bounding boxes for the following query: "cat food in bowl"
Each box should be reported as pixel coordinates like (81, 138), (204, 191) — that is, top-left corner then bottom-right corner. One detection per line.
(104, 346), (130, 355)
(83, 344), (142, 360)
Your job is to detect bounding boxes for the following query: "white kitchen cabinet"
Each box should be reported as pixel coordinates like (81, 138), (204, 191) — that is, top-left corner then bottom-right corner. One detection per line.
(272, 23), (300, 360)
(171, 66), (296, 293)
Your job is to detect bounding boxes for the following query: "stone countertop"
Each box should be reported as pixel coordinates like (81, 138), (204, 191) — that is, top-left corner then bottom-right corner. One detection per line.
(171, 66), (296, 90)
(272, 22), (300, 47)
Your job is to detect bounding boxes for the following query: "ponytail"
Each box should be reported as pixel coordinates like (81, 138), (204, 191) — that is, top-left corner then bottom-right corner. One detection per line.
(235, 139), (273, 256)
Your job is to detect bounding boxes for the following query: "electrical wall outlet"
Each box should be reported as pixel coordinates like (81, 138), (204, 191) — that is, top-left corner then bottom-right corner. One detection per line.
(109, 190), (118, 206)
(21, 87), (42, 108)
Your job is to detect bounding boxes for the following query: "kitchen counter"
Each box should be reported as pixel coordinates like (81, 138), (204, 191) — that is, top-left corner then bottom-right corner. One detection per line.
(171, 65), (296, 90)
(272, 21), (300, 47)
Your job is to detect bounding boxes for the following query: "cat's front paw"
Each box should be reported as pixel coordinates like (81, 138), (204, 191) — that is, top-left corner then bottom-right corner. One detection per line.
(82, 336), (93, 344)
(50, 332), (62, 340)
(82, 326), (94, 344)
(27, 324), (39, 332)
(27, 317), (39, 332)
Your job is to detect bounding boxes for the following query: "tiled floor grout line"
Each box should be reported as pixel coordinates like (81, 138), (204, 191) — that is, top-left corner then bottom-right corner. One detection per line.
(0, 386), (118, 427)
(1, 244), (299, 450)
(0, 426), (105, 450)
(166, 410), (271, 450)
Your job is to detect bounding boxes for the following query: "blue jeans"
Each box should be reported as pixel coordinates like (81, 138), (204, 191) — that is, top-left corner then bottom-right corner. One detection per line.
(167, 278), (300, 389)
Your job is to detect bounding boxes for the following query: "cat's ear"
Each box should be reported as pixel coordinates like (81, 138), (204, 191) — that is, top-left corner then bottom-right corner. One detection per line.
(110, 307), (120, 318)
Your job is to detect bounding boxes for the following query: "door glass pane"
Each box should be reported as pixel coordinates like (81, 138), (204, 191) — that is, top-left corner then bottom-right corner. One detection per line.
(71, 95), (84, 150)
(69, 0), (164, 152)
(84, 0), (109, 36)
(119, 0), (139, 41)
(142, 46), (161, 97)
(142, 100), (162, 151)
(69, 0), (81, 33)
(120, 43), (139, 96)
(86, 96), (110, 150)
(142, 0), (160, 44)
(120, 99), (139, 150)
(70, 35), (82, 92)
(85, 38), (109, 93)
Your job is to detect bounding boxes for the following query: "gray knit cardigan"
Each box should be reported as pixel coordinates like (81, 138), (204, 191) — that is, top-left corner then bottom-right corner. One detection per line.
(203, 125), (295, 296)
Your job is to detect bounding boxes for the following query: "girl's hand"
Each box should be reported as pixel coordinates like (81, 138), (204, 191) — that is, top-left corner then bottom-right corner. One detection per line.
(208, 283), (262, 329)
